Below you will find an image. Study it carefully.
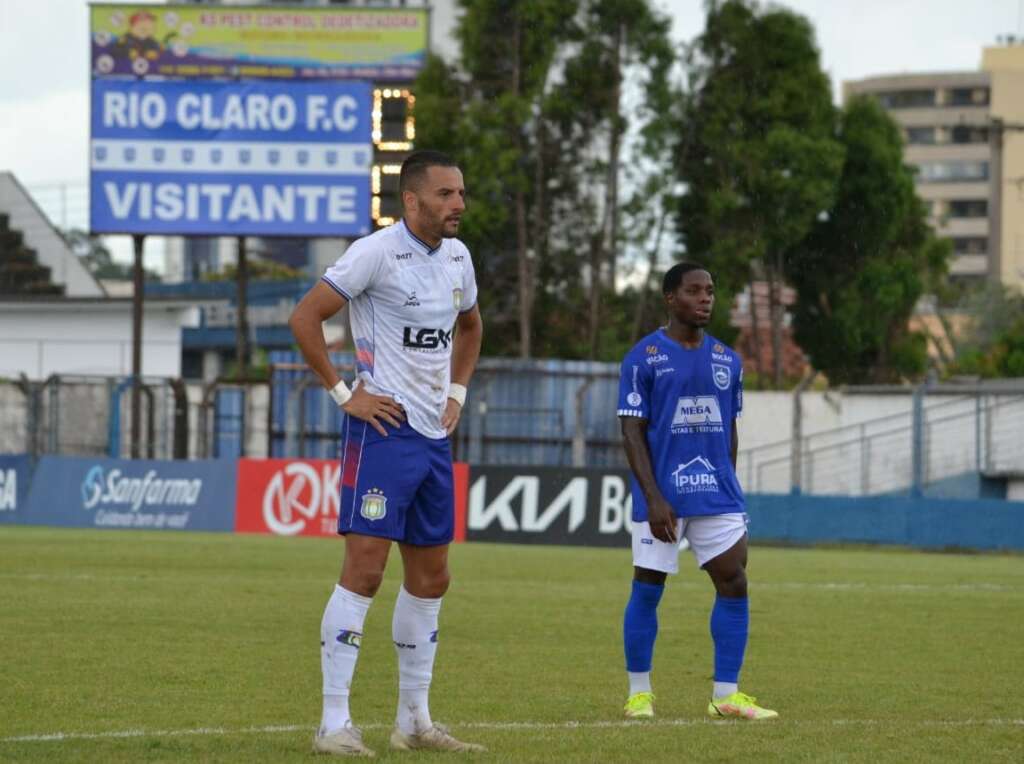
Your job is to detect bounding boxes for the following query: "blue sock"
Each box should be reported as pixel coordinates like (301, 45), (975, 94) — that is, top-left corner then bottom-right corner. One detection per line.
(710, 595), (749, 684)
(623, 580), (664, 672)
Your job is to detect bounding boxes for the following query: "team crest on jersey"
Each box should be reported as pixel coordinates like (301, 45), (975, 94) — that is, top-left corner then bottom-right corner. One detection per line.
(712, 363), (731, 390)
(646, 345), (658, 354)
(714, 343), (725, 353)
(452, 288), (464, 310)
(360, 488), (387, 520)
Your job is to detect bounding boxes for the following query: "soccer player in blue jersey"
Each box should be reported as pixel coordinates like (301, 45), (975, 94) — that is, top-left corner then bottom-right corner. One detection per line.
(617, 262), (777, 721)
(289, 150), (485, 755)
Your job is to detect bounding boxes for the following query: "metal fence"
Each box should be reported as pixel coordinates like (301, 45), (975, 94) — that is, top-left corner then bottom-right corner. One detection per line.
(3, 364), (1023, 500)
(739, 387), (1024, 496)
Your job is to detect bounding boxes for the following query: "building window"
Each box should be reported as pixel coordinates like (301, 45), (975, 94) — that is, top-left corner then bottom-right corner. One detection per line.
(916, 161), (989, 183)
(876, 89), (936, 109)
(905, 127), (936, 144)
(951, 236), (987, 255)
(947, 87), (990, 107)
(950, 125), (989, 144)
(947, 199), (988, 218)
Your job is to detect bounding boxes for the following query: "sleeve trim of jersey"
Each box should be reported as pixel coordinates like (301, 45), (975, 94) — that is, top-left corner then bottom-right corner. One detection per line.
(617, 409), (648, 418)
(321, 276), (352, 301)
(458, 299), (478, 314)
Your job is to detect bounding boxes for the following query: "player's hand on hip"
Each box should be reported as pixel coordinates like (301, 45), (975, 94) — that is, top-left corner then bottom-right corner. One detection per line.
(648, 497), (678, 543)
(341, 387), (405, 436)
(441, 398), (462, 435)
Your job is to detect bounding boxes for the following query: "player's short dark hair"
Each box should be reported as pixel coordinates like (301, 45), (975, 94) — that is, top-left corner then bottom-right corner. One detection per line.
(662, 262), (710, 294)
(399, 150), (458, 195)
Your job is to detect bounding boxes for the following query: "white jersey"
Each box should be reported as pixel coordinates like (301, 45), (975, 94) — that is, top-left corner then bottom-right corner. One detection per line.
(322, 219), (478, 440)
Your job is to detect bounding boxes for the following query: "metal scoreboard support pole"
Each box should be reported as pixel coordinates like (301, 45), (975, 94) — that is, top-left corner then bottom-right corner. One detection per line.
(131, 233), (145, 459)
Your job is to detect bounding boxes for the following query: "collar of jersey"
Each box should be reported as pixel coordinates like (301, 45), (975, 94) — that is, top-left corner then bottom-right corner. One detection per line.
(400, 219), (442, 256)
(658, 327), (707, 352)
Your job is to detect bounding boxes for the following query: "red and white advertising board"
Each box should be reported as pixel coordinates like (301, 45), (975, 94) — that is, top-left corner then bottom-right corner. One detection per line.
(235, 458), (469, 540)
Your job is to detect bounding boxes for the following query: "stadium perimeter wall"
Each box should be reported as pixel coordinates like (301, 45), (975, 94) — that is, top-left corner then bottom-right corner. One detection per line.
(2, 456), (1022, 552)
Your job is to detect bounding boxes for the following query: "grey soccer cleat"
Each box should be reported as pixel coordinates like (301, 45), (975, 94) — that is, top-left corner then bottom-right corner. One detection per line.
(313, 723), (376, 757)
(390, 722), (486, 753)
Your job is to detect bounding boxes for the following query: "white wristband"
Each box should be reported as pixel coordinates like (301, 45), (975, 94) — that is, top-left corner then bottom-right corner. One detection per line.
(328, 380), (352, 407)
(447, 382), (467, 407)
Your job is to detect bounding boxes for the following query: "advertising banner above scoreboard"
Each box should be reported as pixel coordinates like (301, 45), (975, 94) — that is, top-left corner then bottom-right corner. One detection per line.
(90, 4), (428, 81)
(89, 79), (372, 236)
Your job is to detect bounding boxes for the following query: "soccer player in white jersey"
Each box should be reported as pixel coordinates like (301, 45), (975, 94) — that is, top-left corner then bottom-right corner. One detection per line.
(617, 263), (778, 722)
(289, 150), (485, 756)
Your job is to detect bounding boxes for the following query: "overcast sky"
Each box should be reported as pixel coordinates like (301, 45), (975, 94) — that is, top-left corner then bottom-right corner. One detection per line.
(0, 0), (1021, 266)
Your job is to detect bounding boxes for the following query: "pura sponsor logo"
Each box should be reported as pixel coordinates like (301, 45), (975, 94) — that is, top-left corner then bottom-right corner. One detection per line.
(672, 456), (720, 494)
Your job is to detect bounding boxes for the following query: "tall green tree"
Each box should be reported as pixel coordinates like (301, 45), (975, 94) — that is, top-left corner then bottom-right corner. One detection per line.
(542, 0), (676, 358)
(787, 95), (950, 384)
(675, 0), (843, 383)
(414, 0), (677, 360)
(414, 1), (576, 357)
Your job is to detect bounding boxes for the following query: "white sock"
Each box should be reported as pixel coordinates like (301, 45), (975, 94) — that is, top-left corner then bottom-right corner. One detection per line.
(392, 586), (442, 735)
(713, 681), (738, 699)
(628, 672), (652, 695)
(320, 584), (372, 735)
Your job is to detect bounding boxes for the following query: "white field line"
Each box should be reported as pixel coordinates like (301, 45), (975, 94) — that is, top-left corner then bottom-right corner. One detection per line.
(0, 572), (1018, 594)
(4, 718), (1023, 744)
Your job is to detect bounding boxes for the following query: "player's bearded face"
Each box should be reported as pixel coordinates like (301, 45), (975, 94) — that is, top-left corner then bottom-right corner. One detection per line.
(668, 271), (714, 327)
(413, 167), (466, 239)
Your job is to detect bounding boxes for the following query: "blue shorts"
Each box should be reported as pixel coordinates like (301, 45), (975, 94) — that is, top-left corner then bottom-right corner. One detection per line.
(337, 416), (454, 546)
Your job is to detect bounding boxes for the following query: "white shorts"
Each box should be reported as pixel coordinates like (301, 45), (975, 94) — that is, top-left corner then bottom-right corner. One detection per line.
(632, 513), (748, 573)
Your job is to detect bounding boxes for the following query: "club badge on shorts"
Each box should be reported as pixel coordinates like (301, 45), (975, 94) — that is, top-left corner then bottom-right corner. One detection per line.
(712, 363), (731, 390)
(452, 287), (464, 311)
(360, 488), (387, 520)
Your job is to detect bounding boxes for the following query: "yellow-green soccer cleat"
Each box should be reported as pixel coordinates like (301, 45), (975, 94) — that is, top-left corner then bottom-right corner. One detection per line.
(623, 691), (655, 719)
(390, 723), (486, 753)
(707, 691), (778, 720)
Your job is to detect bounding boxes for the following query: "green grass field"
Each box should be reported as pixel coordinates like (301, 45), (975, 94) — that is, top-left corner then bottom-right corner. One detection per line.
(1, 526), (1022, 762)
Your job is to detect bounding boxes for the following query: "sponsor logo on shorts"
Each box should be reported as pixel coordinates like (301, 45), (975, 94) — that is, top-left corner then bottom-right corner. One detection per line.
(360, 488), (387, 521)
(394, 641), (416, 649)
(337, 630), (362, 648)
(430, 630), (439, 643)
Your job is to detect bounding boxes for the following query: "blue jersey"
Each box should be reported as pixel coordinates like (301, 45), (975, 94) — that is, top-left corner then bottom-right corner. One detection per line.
(617, 329), (744, 520)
